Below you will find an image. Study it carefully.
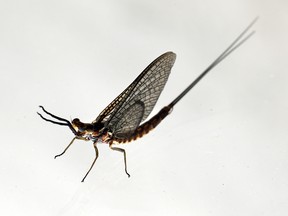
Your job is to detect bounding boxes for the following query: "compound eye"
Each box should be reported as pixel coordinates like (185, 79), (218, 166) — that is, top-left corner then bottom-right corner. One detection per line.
(71, 118), (82, 131)
(72, 118), (80, 124)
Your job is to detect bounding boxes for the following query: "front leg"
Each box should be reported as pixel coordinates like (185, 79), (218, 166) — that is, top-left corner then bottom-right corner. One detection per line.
(54, 136), (87, 159)
(54, 137), (77, 159)
(109, 144), (130, 178)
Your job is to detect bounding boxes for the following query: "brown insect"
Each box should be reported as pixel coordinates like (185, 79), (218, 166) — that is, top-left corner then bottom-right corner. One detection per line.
(38, 18), (257, 182)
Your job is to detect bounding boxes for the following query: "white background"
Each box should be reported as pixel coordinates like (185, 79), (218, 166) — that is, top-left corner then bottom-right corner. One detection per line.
(0, 0), (287, 215)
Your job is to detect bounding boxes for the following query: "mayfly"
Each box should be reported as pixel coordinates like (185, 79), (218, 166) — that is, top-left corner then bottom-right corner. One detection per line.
(38, 18), (257, 182)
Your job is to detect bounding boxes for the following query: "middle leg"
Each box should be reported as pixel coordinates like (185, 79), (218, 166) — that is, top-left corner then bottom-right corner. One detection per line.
(81, 142), (99, 182)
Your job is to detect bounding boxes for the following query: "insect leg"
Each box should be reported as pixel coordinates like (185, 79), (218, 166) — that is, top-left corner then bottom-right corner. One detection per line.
(109, 144), (130, 178)
(81, 142), (99, 182)
(54, 137), (77, 159)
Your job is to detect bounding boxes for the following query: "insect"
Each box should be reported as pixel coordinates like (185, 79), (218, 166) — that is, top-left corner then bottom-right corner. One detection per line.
(38, 18), (257, 182)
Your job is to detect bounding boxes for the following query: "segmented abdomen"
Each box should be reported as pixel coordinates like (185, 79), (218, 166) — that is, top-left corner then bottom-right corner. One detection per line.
(112, 106), (172, 144)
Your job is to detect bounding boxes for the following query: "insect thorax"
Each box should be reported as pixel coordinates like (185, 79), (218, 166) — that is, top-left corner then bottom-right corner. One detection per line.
(71, 118), (107, 141)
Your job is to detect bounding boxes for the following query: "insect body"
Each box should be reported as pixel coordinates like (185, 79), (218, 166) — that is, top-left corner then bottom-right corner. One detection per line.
(38, 18), (257, 182)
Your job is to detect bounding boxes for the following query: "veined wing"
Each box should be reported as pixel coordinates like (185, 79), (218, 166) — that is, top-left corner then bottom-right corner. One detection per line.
(94, 52), (176, 138)
(112, 101), (145, 138)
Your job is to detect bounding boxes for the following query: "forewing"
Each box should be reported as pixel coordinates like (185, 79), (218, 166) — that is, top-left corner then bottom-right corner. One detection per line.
(94, 52), (176, 136)
(92, 83), (135, 124)
(113, 101), (145, 138)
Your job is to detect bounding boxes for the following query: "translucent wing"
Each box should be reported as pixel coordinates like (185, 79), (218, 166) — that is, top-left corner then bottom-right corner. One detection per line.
(94, 52), (176, 137)
(113, 101), (145, 138)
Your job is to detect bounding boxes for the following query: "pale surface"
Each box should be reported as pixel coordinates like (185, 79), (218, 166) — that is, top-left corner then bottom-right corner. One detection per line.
(0, 1), (287, 216)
